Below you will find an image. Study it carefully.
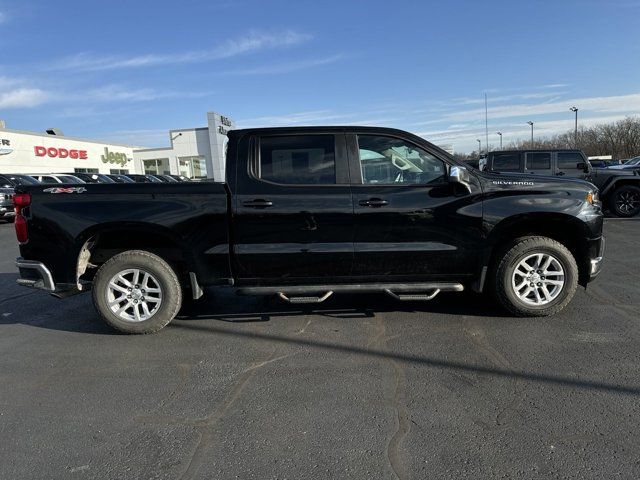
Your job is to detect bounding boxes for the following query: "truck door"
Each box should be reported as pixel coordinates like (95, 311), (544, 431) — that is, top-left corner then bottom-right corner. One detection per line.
(347, 132), (483, 278)
(524, 152), (553, 176)
(232, 132), (354, 281)
(556, 151), (589, 180)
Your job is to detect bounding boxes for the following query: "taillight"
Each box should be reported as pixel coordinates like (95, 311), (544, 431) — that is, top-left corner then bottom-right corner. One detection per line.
(15, 215), (28, 243)
(13, 193), (30, 244)
(13, 193), (31, 209)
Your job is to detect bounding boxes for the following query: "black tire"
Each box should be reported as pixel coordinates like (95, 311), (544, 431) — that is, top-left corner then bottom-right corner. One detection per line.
(92, 250), (182, 334)
(493, 236), (578, 317)
(608, 185), (640, 218)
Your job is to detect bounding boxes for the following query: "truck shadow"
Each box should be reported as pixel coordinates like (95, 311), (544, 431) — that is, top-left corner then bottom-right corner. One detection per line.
(176, 286), (509, 323)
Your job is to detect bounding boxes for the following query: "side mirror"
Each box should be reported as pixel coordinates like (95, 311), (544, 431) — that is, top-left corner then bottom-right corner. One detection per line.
(449, 165), (472, 194)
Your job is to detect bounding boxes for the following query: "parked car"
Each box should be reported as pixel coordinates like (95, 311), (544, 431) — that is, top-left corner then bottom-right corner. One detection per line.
(126, 174), (163, 183)
(154, 174), (180, 183)
(608, 156), (640, 170)
(29, 174), (86, 184)
(0, 174), (41, 186)
(169, 175), (190, 182)
(13, 126), (604, 333)
(64, 172), (115, 184)
(483, 149), (640, 217)
(105, 174), (135, 183)
(0, 188), (15, 223)
(0, 174), (42, 223)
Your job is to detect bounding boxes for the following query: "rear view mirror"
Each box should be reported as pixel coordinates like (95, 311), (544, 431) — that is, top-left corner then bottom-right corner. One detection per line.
(449, 165), (472, 194)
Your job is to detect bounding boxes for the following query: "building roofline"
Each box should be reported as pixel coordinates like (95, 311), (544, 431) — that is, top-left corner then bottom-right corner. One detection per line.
(0, 127), (140, 148)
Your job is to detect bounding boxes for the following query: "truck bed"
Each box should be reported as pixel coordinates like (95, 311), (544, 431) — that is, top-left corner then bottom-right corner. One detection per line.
(15, 182), (231, 290)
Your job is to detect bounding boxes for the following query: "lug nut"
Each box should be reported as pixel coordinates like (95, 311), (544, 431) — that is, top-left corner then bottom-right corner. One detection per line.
(537, 282), (542, 286)
(541, 276), (545, 280)
(141, 289), (145, 294)
(141, 297), (145, 301)
(134, 300), (138, 304)
(127, 295), (131, 299)
(135, 285), (139, 288)
(530, 283), (534, 287)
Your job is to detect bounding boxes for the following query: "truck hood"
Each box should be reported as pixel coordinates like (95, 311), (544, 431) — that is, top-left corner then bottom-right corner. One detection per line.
(478, 171), (596, 191)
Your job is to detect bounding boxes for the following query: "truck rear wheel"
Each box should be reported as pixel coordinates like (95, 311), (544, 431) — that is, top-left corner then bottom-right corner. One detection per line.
(92, 250), (182, 334)
(493, 236), (578, 317)
(609, 185), (640, 217)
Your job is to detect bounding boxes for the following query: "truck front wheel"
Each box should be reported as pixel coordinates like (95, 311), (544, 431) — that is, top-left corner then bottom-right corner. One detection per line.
(92, 250), (182, 334)
(493, 237), (578, 317)
(609, 185), (640, 217)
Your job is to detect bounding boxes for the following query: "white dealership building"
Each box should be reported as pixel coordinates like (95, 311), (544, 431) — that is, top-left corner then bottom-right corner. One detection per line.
(0, 112), (234, 181)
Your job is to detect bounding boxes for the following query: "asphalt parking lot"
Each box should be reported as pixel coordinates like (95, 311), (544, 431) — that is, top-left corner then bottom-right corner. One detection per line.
(1, 220), (639, 479)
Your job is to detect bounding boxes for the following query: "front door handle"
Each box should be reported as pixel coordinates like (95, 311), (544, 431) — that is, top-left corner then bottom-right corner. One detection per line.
(359, 198), (388, 207)
(243, 199), (273, 208)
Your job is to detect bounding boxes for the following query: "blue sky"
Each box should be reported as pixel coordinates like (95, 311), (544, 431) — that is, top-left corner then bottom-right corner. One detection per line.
(1, 0), (639, 152)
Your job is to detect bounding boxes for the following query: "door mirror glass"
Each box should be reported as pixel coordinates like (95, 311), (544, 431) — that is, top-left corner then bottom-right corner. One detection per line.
(449, 165), (472, 193)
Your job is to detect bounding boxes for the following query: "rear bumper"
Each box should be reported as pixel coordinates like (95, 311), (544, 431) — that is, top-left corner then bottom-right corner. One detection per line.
(16, 257), (82, 297)
(16, 258), (56, 292)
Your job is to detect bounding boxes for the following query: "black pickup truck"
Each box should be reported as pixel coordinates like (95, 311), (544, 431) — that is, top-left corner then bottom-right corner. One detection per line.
(481, 149), (640, 217)
(13, 127), (604, 333)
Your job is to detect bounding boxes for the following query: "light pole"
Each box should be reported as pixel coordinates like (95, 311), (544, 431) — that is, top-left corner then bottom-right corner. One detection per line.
(527, 121), (534, 147)
(570, 106), (578, 148)
(496, 131), (503, 150)
(476, 139), (481, 158)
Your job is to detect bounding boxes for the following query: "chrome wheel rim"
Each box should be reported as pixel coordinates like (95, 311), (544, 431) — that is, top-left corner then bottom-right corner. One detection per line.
(106, 269), (163, 322)
(511, 253), (565, 306)
(615, 191), (640, 215)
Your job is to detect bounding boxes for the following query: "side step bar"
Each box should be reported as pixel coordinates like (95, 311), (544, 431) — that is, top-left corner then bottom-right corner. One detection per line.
(238, 282), (464, 305)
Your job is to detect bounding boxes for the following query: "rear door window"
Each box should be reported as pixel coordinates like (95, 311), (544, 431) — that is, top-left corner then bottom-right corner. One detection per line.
(258, 135), (336, 185)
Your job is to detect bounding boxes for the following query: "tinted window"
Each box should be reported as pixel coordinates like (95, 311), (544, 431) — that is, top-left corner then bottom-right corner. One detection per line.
(527, 152), (551, 170)
(0, 175), (11, 188)
(8, 175), (39, 185)
(557, 152), (585, 170)
(41, 176), (57, 183)
(259, 135), (336, 184)
(357, 135), (445, 185)
(492, 153), (520, 171)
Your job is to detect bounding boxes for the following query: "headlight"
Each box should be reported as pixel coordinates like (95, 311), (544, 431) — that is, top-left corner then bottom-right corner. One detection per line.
(586, 190), (601, 207)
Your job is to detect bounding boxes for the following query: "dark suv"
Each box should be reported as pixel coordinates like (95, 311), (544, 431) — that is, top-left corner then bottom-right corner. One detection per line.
(482, 150), (640, 217)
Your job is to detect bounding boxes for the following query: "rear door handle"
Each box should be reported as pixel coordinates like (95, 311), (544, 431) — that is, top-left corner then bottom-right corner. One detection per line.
(243, 199), (273, 208)
(359, 198), (388, 207)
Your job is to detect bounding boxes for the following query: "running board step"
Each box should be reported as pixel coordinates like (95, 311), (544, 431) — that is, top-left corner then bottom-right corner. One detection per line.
(238, 282), (464, 299)
(278, 291), (333, 304)
(384, 288), (441, 301)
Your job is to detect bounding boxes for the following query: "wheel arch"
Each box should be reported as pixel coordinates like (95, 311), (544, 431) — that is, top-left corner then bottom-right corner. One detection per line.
(73, 222), (195, 288)
(480, 212), (593, 290)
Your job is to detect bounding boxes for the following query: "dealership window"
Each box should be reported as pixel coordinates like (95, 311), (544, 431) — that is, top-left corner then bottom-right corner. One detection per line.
(74, 168), (99, 174)
(110, 168), (129, 174)
(178, 156), (208, 179)
(258, 135), (336, 184)
(143, 158), (170, 175)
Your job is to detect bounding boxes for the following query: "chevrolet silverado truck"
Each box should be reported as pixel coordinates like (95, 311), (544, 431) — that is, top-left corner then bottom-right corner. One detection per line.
(481, 149), (640, 217)
(13, 127), (605, 333)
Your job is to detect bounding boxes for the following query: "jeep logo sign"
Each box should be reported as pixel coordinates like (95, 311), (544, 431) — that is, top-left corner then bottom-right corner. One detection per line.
(101, 147), (129, 166)
(0, 139), (12, 156)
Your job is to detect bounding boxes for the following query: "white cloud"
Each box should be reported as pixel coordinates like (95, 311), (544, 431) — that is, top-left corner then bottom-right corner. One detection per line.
(0, 87), (48, 108)
(218, 54), (344, 75)
(442, 92), (640, 122)
(67, 85), (211, 103)
(52, 30), (312, 71)
(0, 11), (7, 24)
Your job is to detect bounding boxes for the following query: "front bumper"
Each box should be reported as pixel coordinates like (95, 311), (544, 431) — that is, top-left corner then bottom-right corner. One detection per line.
(588, 236), (605, 279)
